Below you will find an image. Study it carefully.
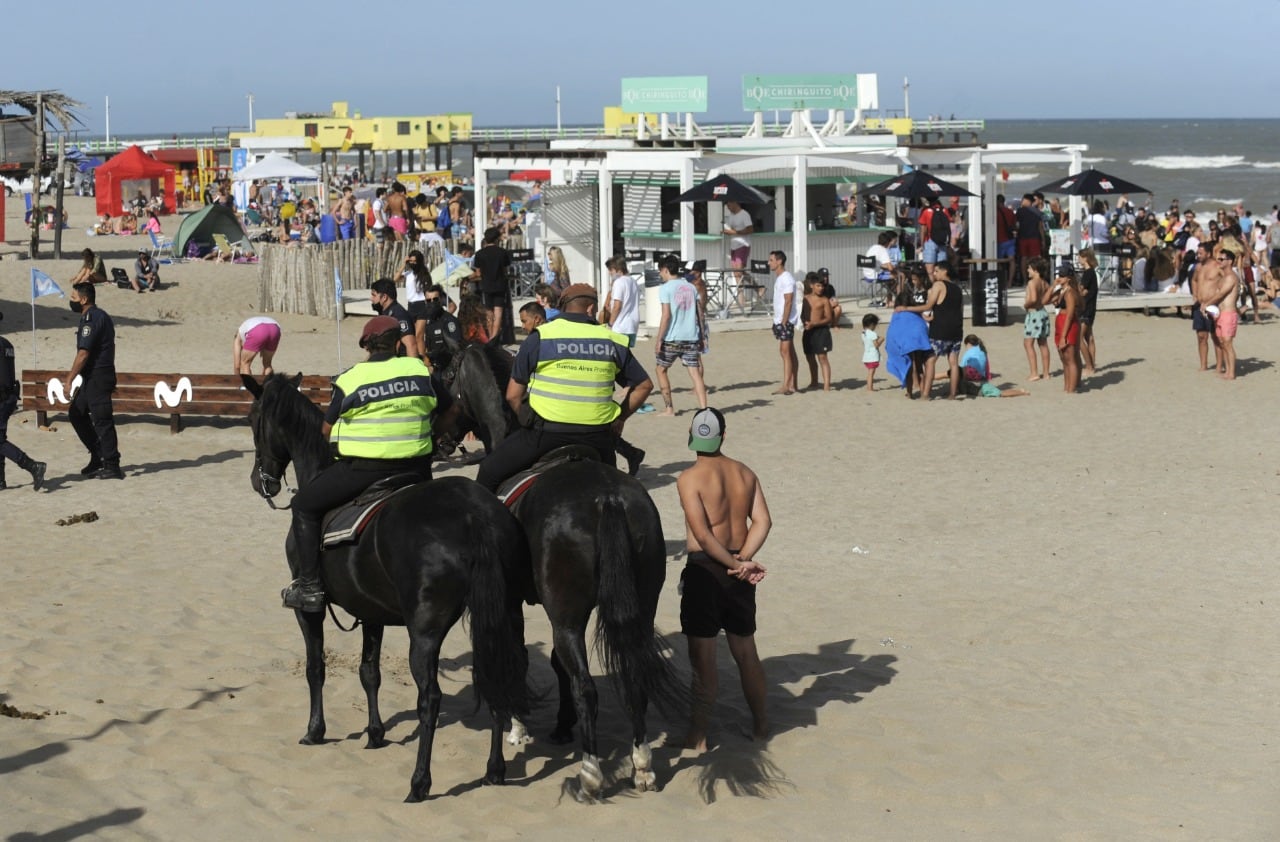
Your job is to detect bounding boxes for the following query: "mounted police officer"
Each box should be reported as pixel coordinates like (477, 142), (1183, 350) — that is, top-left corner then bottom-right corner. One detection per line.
(475, 283), (653, 492)
(281, 315), (454, 612)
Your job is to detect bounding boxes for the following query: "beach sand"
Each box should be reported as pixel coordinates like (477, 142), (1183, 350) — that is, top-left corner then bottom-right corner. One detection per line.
(1, 197), (1276, 839)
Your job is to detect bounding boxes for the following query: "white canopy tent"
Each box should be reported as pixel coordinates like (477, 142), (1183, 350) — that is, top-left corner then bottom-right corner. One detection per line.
(231, 153), (319, 183)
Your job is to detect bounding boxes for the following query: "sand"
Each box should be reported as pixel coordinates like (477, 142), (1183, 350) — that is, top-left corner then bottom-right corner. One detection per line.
(1, 197), (1276, 840)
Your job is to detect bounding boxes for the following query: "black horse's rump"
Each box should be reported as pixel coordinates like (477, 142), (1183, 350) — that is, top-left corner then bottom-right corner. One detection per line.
(244, 372), (531, 802)
(509, 460), (685, 800)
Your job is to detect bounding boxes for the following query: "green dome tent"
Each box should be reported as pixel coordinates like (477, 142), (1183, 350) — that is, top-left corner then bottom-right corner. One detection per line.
(174, 203), (254, 259)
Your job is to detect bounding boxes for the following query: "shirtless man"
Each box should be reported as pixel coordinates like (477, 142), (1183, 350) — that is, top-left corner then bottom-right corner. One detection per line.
(1203, 248), (1241, 379)
(1189, 243), (1220, 372)
(1022, 257), (1052, 381)
(383, 182), (410, 241)
(676, 407), (772, 752)
(330, 186), (356, 240)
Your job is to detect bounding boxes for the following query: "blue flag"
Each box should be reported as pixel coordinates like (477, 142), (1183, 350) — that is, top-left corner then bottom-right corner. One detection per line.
(31, 268), (64, 300)
(442, 249), (471, 278)
(334, 267), (343, 305)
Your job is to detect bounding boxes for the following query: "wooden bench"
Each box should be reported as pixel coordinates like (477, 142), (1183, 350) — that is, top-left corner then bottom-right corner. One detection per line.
(20, 370), (333, 433)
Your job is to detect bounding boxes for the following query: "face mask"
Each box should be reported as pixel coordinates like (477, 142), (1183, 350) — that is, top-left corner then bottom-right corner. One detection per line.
(371, 301), (384, 314)
(423, 301), (444, 319)
(70, 300), (84, 314)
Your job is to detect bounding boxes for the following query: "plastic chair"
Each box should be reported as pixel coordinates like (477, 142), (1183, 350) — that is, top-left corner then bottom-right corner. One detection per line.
(856, 255), (880, 305)
(212, 233), (243, 261)
(148, 229), (175, 263)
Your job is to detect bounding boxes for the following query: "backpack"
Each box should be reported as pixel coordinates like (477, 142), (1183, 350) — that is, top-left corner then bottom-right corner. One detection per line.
(435, 202), (452, 235)
(929, 206), (950, 246)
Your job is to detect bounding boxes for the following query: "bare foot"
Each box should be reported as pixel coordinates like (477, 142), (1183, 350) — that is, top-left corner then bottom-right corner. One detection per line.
(656, 407), (676, 417)
(771, 388), (794, 396)
(1083, 368), (1096, 376)
(1028, 375), (1042, 382)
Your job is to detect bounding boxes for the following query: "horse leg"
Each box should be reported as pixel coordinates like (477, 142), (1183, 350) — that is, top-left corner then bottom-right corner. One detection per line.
(296, 610), (326, 745)
(552, 626), (603, 802)
(627, 686), (656, 792)
(359, 623), (387, 749)
(404, 628), (446, 803)
(547, 647), (578, 745)
(484, 704), (507, 786)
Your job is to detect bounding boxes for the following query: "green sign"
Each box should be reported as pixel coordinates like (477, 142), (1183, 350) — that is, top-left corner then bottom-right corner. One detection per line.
(621, 76), (708, 113)
(742, 74), (859, 111)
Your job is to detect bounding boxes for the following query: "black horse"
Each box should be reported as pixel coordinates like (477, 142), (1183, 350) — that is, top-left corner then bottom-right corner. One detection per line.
(244, 373), (530, 802)
(435, 341), (517, 458)
(507, 460), (682, 800)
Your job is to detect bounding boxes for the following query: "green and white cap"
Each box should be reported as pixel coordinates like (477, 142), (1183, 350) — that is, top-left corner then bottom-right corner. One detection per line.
(688, 407), (725, 453)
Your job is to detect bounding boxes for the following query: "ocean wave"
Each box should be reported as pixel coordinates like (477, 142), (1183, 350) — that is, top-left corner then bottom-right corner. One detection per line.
(1190, 197), (1244, 207)
(1133, 155), (1244, 170)
(1251, 161), (1280, 169)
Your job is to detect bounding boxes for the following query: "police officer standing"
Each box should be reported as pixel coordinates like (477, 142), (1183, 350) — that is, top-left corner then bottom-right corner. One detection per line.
(0, 311), (46, 491)
(419, 283), (461, 371)
(475, 283), (653, 492)
(369, 278), (420, 360)
(281, 315), (454, 612)
(67, 282), (123, 480)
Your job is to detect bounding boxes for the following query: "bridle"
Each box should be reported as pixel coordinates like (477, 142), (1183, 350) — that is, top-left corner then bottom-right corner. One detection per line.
(250, 408), (296, 510)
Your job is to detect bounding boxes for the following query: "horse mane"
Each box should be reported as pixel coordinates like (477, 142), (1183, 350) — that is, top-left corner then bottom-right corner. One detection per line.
(260, 372), (330, 465)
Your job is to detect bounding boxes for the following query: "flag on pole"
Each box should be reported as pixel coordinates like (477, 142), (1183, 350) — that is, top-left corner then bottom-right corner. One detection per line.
(31, 268), (64, 300)
(334, 266), (343, 305)
(442, 249), (472, 278)
(333, 267), (343, 368)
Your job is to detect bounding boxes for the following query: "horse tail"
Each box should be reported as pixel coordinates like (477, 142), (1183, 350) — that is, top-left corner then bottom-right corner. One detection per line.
(466, 503), (532, 717)
(593, 494), (686, 718)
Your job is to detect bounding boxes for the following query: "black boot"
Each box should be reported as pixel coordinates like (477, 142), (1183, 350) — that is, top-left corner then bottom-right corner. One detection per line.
(29, 462), (45, 491)
(616, 438), (645, 477)
(80, 456), (103, 476)
(281, 516), (325, 612)
(94, 461), (125, 480)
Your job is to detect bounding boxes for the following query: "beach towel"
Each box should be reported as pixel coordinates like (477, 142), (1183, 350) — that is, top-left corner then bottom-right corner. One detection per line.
(883, 311), (932, 387)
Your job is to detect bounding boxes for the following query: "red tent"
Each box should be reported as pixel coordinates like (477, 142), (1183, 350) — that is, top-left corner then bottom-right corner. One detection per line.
(95, 145), (177, 217)
(509, 169), (550, 182)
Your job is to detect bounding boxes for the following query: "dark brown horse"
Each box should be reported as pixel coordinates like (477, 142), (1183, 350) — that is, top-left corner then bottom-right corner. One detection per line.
(244, 373), (530, 802)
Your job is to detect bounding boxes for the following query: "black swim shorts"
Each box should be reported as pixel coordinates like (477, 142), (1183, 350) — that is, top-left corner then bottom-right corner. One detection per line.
(802, 326), (832, 355)
(679, 551), (757, 638)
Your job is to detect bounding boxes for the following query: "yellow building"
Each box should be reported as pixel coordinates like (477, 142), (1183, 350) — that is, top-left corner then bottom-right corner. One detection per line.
(231, 102), (472, 154)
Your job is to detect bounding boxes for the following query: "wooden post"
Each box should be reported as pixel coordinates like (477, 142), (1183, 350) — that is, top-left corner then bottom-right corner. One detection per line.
(53, 135), (66, 259)
(29, 94), (44, 259)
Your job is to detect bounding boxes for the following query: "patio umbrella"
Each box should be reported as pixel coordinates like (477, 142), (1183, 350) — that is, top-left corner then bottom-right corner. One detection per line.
(860, 169), (974, 200)
(672, 174), (771, 205)
(1032, 167), (1148, 197)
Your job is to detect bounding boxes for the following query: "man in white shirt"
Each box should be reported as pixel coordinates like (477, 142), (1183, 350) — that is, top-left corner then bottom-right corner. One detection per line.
(769, 250), (800, 395)
(724, 201), (754, 307)
(863, 230), (898, 305)
(603, 256), (640, 347)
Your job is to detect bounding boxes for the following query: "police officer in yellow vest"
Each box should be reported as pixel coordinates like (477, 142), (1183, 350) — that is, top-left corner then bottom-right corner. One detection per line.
(282, 315), (454, 612)
(476, 283), (653, 492)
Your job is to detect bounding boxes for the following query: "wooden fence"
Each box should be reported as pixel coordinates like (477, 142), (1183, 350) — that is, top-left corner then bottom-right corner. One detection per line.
(257, 234), (529, 318)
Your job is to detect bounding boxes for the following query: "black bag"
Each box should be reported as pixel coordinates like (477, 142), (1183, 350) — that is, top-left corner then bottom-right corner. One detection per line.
(111, 268), (131, 289)
(930, 207), (951, 246)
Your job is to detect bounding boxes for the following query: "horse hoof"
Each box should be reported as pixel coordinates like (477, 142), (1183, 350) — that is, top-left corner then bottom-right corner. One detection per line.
(483, 772), (505, 786)
(633, 771), (657, 793)
(299, 734), (323, 746)
(547, 726), (574, 745)
(365, 735), (387, 750)
(403, 790), (427, 804)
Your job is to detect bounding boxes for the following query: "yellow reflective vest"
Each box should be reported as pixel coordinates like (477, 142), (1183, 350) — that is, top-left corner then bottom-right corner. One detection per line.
(330, 356), (436, 459)
(527, 318), (627, 426)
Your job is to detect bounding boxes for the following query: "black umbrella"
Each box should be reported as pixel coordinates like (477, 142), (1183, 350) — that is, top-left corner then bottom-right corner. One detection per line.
(1033, 167), (1148, 197)
(672, 173), (771, 204)
(860, 169), (974, 200)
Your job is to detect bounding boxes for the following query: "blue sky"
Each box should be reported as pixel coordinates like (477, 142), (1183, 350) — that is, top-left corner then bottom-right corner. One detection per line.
(5, 0), (1275, 134)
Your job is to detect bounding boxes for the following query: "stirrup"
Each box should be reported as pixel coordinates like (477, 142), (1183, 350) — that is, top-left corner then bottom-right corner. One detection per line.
(281, 579), (326, 613)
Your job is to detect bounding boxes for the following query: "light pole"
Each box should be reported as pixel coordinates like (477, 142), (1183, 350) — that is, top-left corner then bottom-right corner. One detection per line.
(247, 93), (255, 132)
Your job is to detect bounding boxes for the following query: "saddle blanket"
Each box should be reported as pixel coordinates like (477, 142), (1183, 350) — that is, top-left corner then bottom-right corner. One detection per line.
(321, 474), (420, 547)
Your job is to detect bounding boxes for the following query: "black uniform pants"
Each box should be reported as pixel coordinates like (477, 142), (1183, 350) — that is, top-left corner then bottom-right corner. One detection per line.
(1, 395), (35, 480)
(475, 425), (616, 492)
(69, 373), (119, 464)
(290, 457), (432, 582)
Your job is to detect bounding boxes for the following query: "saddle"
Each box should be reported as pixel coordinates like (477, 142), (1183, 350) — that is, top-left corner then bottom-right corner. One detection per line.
(497, 445), (601, 509)
(321, 474), (421, 547)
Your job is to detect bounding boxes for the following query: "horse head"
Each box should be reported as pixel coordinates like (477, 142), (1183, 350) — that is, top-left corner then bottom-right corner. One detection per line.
(246, 372), (304, 505)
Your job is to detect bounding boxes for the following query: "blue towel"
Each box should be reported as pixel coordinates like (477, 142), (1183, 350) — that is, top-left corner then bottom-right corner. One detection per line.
(884, 311), (932, 387)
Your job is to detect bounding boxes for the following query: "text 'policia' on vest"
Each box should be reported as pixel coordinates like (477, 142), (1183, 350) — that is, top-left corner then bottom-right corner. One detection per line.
(331, 356), (437, 459)
(527, 319), (629, 427)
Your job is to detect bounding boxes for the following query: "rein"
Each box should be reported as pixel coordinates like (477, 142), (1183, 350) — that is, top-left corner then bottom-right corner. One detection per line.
(257, 462), (297, 510)
(327, 602), (361, 632)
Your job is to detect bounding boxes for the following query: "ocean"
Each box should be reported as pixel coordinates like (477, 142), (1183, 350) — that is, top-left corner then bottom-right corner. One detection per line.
(983, 119), (1280, 217)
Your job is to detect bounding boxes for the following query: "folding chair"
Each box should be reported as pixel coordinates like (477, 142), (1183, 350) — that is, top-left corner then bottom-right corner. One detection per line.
(212, 233), (245, 262)
(855, 255), (880, 305)
(148, 229), (175, 263)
